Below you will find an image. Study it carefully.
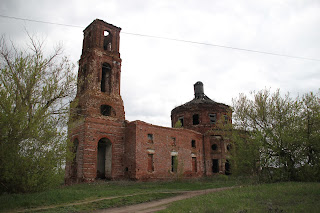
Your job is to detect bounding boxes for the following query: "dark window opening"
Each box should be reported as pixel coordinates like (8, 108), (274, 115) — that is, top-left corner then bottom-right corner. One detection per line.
(148, 154), (154, 172)
(212, 159), (219, 173)
(211, 144), (217, 151)
(191, 140), (196, 148)
(225, 160), (231, 175)
(227, 144), (232, 151)
(178, 117), (184, 127)
(192, 157), (197, 173)
(103, 30), (112, 51)
(148, 134), (153, 143)
(101, 63), (111, 93)
(193, 114), (199, 125)
(100, 105), (111, 116)
(171, 156), (178, 173)
(209, 114), (217, 124)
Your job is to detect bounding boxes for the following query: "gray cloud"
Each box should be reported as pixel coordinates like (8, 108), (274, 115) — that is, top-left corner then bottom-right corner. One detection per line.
(1, 0), (319, 127)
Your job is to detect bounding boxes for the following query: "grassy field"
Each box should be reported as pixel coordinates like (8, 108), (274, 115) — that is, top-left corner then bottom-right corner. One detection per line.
(0, 176), (242, 212)
(1, 177), (319, 212)
(160, 182), (320, 213)
(30, 192), (179, 213)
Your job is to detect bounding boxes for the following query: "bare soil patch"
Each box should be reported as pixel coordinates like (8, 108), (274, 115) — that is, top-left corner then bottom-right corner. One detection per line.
(96, 187), (234, 213)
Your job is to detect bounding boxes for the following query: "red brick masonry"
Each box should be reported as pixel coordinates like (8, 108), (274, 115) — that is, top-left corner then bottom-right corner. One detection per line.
(65, 19), (231, 184)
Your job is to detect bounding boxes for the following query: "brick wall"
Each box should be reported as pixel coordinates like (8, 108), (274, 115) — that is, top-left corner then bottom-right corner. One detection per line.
(171, 103), (231, 134)
(124, 121), (137, 179)
(203, 132), (231, 176)
(126, 121), (204, 180)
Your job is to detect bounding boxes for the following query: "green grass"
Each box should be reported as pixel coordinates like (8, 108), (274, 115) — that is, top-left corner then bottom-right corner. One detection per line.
(0, 176), (244, 212)
(159, 182), (320, 213)
(2, 177), (319, 213)
(34, 192), (178, 213)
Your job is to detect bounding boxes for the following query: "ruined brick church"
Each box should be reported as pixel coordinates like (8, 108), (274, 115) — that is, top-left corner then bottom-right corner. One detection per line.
(65, 19), (232, 183)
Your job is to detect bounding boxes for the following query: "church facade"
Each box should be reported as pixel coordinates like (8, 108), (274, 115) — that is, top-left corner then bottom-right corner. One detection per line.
(65, 19), (232, 183)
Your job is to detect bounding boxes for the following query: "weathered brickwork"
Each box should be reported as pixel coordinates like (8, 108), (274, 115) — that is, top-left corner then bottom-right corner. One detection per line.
(171, 82), (232, 134)
(65, 19), (232, 184)
(171, 81), (232, 176)
(124, 121), (203, 180)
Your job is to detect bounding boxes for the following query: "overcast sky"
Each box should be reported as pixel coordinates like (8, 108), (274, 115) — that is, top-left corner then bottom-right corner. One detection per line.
(1, 0), (320, 127)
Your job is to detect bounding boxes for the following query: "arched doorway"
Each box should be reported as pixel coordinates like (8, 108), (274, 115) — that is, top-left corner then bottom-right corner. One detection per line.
(97, 138), (112, 179)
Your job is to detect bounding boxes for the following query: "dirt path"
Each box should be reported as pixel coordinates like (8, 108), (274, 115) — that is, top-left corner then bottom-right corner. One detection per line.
(95, 187), (235, 213)
(13, 192), (176, 213)
(14, 187), (234, 213)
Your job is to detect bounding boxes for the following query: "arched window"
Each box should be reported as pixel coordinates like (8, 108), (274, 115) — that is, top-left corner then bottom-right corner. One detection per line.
(103, 30), (112, 51)
(178, 117), (184, 127)
(100, 104), (116, 117)
(101, 63), (111, 93)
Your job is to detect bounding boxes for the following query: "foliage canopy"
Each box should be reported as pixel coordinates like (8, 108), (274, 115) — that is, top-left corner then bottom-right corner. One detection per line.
(0, 34), (76, 193)
(231, 89), (320, 182)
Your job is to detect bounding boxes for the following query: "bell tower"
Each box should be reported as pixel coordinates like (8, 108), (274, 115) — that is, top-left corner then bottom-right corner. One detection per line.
(77, 19), (124, 119)
(66, 20), (125, 183)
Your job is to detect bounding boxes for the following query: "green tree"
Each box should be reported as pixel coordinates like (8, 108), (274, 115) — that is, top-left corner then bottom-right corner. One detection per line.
(229, 130), (261, 177)
(296, 92), (320, 181)
(174, 120), (182, 128)
(0, 35), (76, 193)
(231, 89), (320, 182)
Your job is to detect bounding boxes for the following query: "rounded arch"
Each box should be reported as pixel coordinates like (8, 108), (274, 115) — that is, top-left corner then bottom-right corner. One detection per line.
(211, 144), (218, 151)
(103, 30), (112, 51)
(100, 104), (116, 117)
(97, 137), (112, 179)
